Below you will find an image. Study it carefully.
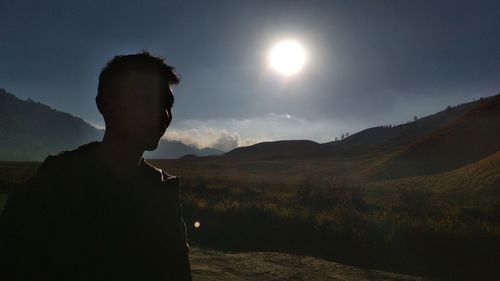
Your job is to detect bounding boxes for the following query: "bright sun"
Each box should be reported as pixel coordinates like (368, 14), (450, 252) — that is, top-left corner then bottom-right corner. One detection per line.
(269, 40), (306, 75)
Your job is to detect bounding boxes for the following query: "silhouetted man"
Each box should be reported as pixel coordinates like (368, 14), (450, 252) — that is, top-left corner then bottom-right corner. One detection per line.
(0, 52), (192, 281)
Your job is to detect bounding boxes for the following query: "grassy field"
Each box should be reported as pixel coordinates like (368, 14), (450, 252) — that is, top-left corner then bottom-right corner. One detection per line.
(1, 156), (499, 280)
(151, 155), (500, 281)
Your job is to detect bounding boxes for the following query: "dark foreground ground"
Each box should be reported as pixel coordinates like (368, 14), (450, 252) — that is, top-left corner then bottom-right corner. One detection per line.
(1, 159), (499, 280)
(190, 247), (429, 281)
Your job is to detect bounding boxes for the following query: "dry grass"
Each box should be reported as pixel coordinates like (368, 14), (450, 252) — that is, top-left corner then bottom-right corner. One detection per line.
(2, 156), (500, 280)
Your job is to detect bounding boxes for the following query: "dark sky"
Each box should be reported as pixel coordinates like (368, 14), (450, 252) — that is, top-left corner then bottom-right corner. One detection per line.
(1, 0), (500, 150)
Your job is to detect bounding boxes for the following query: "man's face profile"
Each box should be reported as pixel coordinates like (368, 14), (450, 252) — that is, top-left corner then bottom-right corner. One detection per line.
(105, 72), (173, 151)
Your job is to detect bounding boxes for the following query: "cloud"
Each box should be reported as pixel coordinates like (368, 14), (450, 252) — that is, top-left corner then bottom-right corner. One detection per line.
(164, 113), (366, 151)
(89, 123), (105, 130)
(211, 132), (240, 152)
(165, 126), (269, 151)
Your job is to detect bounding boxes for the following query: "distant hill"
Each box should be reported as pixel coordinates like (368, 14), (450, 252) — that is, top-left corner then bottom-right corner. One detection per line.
(370, 94), (500, 179)
(3, 86), (498, 177)
(325, 98), (484, 153)
(222, 93), (500, 182)
(224, 96), (495, 161)
(0, 89), (221, 160)
(224, 140), (334, 160)
(0, 88), (103, 160)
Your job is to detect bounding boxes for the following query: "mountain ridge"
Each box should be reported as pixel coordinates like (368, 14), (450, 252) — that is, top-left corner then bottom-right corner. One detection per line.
(223, 93), (500, 180)
(0, 88), (221, 160)
(2, 87), (499, 180)
(369, 93), (500, 179)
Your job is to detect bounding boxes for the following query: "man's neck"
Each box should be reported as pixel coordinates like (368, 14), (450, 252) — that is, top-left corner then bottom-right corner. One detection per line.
(98, 132), (144, 178)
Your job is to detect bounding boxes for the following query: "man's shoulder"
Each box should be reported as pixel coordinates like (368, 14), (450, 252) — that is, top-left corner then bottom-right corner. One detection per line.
(4, 142), (100, 212)
(37, 142), (100, 176)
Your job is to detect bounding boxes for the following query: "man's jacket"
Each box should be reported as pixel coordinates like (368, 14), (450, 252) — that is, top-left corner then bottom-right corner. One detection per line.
(0, 142), (192, 281)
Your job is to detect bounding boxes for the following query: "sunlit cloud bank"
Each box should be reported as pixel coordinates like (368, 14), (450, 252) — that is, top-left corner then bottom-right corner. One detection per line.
(164, 113), (366, 152)
(164, 127), (268, 152)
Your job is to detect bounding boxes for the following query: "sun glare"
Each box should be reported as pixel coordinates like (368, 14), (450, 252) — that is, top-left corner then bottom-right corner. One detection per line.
(269, 40), (306, 75)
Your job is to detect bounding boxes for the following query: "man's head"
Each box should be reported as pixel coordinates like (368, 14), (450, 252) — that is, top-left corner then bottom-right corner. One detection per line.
(96, 52), (180, 151)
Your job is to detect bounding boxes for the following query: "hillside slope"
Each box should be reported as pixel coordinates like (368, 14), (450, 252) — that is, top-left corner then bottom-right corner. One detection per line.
(0, 89), (221, 160)
(224, 95), (498, 162)
(369, 150), (500, 194)
(0, 89), (102, 160)
(371, 94), (500, 179)
(326, 97), (486, 153)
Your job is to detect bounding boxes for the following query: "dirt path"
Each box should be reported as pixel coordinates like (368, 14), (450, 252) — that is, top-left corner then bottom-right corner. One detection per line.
(190, 247), (430, 281)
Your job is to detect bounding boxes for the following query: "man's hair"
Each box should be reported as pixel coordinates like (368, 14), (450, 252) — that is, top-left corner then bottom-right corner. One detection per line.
(97, 51), (180, 103)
